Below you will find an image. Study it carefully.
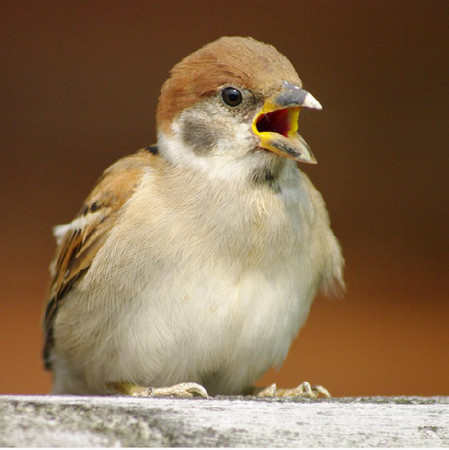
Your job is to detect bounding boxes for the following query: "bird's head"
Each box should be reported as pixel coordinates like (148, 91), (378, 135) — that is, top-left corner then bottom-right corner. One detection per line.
(156, 36), (322, 179)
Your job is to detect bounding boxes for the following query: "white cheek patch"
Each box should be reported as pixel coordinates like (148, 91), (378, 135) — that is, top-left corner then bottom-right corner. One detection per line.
(159, 128), (259, 183)
(158, 99), (262, 183)
(214, 122), (254, 155)
(158, 126), (209, 171)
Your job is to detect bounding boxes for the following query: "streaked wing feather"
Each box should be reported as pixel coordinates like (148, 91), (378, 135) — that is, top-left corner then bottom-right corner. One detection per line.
(43, 147), (159, 369)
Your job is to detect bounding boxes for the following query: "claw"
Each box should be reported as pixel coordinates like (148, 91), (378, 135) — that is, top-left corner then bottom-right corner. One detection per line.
(148, 382), (209, 399)
(254, 381), (331, 399)
(254, 383), (278, 397)
(309, 384), (331, 398)
(109, 381), (209, 398)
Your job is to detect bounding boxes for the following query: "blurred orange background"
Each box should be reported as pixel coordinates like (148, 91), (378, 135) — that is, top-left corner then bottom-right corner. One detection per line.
(1, 1), (447, 397)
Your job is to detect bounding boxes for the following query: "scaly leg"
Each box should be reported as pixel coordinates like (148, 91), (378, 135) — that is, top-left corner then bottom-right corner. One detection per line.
(253, 382), (331, 399)
(110, 382), (209, 398)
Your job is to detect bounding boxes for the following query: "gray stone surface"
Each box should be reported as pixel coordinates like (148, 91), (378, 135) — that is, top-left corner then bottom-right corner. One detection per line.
(0, 395), (448, 447)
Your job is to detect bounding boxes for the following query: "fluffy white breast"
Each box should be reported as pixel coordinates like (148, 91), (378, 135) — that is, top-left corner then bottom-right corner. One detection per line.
(53, 151), (341, 395)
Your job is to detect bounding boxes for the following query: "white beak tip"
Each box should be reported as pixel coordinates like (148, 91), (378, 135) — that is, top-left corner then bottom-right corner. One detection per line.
(303, 92), (323, 110)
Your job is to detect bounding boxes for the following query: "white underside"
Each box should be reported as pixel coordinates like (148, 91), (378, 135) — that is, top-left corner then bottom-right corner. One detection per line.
(51, 142), (343, 396)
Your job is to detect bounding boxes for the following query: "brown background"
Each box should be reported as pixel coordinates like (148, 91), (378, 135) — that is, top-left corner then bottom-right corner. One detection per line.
(1, 1), (448, 397)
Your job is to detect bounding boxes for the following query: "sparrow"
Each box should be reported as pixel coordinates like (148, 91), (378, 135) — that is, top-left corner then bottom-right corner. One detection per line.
(42, 36), (344, 398)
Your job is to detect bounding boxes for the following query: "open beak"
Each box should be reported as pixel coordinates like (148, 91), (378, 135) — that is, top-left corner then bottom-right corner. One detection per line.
(252, 81), (322, 164)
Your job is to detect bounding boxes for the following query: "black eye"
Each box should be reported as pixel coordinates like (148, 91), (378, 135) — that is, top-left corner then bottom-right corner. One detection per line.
(221, 87), (242, 107)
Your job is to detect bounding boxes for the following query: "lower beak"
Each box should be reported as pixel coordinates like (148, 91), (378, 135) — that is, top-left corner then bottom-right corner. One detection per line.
(252, 82), (322, 164)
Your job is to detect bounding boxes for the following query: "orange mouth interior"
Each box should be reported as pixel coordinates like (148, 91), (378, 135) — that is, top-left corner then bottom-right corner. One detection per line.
(255, 109), (291, 137)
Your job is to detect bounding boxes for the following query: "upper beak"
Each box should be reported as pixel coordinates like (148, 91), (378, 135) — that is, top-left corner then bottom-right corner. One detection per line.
(252, 81), (322, 164)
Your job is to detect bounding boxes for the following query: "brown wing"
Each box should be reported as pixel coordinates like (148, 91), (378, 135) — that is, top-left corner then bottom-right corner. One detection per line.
(43, 146), (159, 369)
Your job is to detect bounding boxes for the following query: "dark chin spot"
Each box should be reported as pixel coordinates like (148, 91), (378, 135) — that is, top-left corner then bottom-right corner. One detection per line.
(251, 157), (283, 192)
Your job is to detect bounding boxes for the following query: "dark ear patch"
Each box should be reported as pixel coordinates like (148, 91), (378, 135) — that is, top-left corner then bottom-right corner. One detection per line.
(181, 115), (217, 156)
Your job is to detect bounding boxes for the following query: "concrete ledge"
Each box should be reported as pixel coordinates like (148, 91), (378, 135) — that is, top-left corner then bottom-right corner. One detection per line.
(1, 395), (448, 447)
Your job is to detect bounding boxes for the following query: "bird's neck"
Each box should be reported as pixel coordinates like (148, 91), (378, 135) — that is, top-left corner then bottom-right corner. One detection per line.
(157, 130), (291, 190)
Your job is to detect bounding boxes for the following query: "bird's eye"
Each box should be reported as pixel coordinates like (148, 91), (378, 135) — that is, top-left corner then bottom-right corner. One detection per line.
(221, 87), (242, 107)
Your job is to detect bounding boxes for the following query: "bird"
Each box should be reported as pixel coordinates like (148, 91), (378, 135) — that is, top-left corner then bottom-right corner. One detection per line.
(42, 36), (344, 398)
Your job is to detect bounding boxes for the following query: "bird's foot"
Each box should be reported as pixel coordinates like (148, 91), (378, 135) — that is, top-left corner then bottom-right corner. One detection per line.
(110, 381), (209, 398)
(253, 382), (331, 399)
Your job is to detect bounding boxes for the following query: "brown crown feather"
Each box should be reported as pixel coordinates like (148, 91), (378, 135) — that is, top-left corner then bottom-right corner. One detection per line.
(156, 36), (302, 134)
